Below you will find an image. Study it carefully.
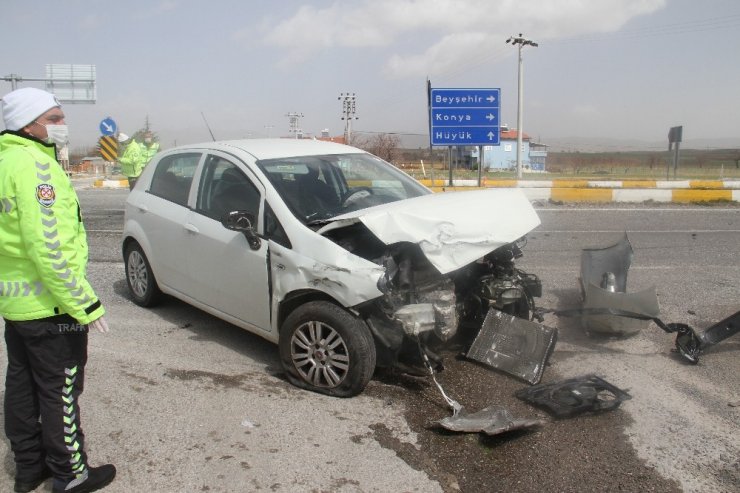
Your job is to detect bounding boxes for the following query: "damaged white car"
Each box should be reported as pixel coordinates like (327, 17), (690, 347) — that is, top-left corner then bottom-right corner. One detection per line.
(122, 139), (542, 396)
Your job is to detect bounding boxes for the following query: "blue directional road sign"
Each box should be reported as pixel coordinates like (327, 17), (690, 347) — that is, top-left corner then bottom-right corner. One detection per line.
(99, 117), (117, 136)
(430, 88), (500, 146)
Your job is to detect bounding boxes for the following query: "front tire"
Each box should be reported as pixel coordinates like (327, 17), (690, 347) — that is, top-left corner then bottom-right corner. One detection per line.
(279, 301), (376, 397)
(124, 242), (162, 307)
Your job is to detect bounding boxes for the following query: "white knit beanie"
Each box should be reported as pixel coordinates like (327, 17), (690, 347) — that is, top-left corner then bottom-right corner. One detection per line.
(1, 87), (61, 131)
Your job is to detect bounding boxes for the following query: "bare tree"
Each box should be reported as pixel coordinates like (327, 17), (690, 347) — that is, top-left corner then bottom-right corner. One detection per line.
(353, 133), (401, 163)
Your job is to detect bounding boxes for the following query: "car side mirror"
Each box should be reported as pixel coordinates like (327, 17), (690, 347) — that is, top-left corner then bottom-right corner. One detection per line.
(221, 211), (261, 250)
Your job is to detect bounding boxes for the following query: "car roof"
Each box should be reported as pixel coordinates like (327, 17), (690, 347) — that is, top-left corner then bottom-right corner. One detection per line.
(166, 138), (365, 161)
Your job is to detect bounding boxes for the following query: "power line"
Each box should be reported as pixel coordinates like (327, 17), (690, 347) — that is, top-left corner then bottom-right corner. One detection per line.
(552, 13), (740, 45)
(368, 11), (740, 113)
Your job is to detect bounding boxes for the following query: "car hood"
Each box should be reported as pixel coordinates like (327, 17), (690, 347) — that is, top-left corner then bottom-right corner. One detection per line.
(317, 188), (540, 274)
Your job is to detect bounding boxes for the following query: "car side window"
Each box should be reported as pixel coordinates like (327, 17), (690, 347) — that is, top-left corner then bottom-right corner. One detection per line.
(197, 155), (261, 223)
(149, 153), (200, 206)
(264, 202), (291, 248)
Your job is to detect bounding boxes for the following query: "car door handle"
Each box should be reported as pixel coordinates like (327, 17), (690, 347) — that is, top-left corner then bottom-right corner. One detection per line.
(183, 223), (199, 234)
(137, 204), (149, 213)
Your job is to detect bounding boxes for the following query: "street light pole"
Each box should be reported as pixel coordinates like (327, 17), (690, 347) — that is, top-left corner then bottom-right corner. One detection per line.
(506, 34), (538, 179)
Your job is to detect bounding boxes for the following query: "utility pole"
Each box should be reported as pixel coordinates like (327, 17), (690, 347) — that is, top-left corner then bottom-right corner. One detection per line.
(285, 112), (304, 139)
(338, 92), (358, 144)
(506, 33), (538, 179)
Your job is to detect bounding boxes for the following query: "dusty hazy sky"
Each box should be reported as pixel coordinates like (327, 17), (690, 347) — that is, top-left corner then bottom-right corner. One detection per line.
(3, 0), (739, 150)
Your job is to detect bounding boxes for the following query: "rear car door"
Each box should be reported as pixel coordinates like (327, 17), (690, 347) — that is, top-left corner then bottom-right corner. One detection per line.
(132, 151), (201, 294)
(184, 152), (271, 333)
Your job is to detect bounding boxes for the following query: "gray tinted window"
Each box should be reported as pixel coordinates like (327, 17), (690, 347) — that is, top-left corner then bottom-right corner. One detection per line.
(197, 155), (260, 222)
(150, 153), (200, 206)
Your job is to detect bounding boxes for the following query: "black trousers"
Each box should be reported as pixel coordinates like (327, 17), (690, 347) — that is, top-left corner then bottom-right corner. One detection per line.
(3, 315), (89, 482)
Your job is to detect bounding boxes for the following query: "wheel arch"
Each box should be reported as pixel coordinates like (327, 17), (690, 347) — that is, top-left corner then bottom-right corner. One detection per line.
(121, 235), (141, 260)
(122, 229), (160, 273)
(276, 289), (347, 335)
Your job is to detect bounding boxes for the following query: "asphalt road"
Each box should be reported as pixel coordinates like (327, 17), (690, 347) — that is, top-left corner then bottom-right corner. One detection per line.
(1, 184), (738, 492)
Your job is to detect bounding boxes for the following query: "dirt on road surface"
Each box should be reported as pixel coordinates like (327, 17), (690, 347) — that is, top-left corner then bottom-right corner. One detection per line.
(365, 348), (683, 493)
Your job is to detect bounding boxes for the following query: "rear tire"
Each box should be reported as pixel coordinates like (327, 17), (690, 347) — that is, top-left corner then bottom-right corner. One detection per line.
(124, 243), (162, 307)
(279, 301), (376, 397)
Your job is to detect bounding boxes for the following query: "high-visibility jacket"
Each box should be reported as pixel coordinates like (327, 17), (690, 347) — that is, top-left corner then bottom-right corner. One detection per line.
(118, 139), (143, 179)
(141, 141), (160, 165)
(0, 130), (105, 324)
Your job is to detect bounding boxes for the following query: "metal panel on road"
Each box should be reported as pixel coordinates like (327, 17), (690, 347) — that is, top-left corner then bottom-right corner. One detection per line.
(430, 88), (500, 146)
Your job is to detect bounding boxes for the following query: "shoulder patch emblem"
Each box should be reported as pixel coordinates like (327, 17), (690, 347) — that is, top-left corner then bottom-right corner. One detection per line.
(36, 184), (56, 207)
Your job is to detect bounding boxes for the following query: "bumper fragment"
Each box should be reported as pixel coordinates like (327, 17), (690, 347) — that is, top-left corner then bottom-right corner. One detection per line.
(435, 406), (544, 436)
(580, 233), (659, 335)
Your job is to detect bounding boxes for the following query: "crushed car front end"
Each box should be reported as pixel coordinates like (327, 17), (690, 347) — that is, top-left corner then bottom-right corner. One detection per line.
(316, 188), (543, 372)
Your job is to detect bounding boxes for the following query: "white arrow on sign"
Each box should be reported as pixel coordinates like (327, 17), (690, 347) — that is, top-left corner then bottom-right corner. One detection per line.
(486, 113), (495, 121)
(102, 121), (114, 133)
(486, 95), (496, 103)
(487, 131), (496, 140)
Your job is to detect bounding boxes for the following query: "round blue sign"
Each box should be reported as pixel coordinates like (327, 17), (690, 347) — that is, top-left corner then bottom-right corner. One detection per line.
(99, 117), (117, 136)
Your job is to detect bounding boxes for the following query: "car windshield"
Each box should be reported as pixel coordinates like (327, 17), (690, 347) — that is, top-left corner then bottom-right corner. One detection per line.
(257, 153), (431, 224)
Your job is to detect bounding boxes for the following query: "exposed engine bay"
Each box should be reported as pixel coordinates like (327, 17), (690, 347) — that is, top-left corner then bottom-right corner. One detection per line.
(322, 221), (542, 372)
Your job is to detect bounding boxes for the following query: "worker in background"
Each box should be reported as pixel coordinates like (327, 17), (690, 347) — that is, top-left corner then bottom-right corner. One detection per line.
(140, 130), (159, 167)
(0, 87), (116, 493)
(117, 132), (142, 190)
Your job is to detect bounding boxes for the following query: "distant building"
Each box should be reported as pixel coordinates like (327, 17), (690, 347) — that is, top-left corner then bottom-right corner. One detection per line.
(481, 127), (548, 172)
(315, 134), (346, 144)
(285, 128), (347, 144)
(529, 142), (548, 171)
(75, 156), (106, 173)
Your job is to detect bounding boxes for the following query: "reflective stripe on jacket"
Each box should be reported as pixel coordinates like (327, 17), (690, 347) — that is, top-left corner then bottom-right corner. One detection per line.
(0, 130), (104, 324)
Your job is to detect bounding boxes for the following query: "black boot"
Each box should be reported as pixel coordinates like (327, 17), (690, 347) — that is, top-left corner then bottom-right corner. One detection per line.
(14, 467), (52, 493)
(51, 464), (116, 493)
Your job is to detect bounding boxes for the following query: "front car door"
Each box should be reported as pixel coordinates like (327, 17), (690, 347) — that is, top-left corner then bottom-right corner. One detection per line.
(184, 152), (271, 333)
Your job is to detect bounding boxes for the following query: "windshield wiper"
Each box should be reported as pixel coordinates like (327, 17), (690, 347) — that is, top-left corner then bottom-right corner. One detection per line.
(306, 218), (333, 227)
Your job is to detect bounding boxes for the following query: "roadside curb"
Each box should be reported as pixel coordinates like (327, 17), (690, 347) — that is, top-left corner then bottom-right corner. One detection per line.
(93, 178), (128, 188)
(422, 179), (740, 203)
(87, 176), (740, 203)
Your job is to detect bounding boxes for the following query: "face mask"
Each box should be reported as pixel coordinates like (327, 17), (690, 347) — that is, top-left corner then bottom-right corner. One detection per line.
(45, 124), (69, 147)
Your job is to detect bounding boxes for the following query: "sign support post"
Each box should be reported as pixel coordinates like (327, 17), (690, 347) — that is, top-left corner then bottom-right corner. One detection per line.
(668, 126), (683, 180)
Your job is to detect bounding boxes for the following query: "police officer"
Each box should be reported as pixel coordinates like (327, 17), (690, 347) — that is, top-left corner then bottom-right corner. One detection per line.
(0, 88), (116, 493)
(140, 130), (159, 166)
(116, 132), (142, 190)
